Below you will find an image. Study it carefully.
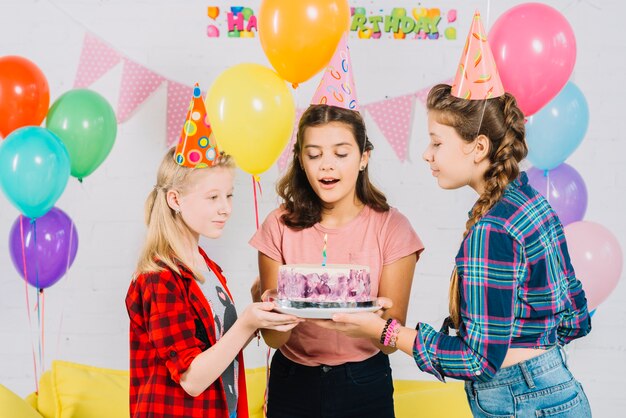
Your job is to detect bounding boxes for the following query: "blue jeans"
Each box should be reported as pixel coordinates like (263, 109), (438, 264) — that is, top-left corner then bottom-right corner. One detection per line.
(267, 349), (395, 418)
(465, 346), (591, 417)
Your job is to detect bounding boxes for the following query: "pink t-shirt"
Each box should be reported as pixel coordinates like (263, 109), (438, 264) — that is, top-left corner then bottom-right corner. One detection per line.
(249, 205), (424, 366)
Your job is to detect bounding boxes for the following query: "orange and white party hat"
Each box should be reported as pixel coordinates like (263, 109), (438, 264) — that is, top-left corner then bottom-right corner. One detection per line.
(451, 11), (504, 100)
(174, 83), (220, 168)
(311, 33), (359, 110)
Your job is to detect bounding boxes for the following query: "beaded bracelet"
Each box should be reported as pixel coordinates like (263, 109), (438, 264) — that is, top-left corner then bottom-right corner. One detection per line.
(387, 323), (401, 348)
(380, 318), (393, 344)
(383, 319), (399, 347)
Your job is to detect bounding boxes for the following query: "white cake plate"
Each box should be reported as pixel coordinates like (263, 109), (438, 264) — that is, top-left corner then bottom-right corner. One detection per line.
(273, 304), (381, 319)
(264, 290), (381, 319)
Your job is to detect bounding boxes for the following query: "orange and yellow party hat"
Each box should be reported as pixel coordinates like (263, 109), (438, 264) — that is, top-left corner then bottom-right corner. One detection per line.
(174, 83), (220, 168)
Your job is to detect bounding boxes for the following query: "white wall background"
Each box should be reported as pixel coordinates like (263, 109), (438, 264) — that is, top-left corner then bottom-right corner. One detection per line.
(1, 0), (624, 416)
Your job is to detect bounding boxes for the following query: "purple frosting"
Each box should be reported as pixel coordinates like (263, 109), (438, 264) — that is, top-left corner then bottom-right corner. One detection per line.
(278, 265), (371, 302)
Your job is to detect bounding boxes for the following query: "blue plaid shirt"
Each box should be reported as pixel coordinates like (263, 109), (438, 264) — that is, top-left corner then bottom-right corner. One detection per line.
(413, 172), (591, 382)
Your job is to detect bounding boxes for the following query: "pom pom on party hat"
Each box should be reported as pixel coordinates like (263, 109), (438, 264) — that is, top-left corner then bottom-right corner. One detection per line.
(174, 83), (220, 168)
(311, 33), (359, 110)
(451, 10), (504, 100)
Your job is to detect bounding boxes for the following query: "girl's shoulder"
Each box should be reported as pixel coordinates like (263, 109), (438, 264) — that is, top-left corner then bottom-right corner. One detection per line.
(368, 205), (409, 225)
(261, 206), (289, 228)
(131, 265), (183, 290)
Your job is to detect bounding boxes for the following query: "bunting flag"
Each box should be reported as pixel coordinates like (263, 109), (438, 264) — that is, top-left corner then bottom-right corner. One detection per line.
(74, 33), (121, 88)
(166, 81), (195, 147)
(117, 59), (165, 123)
(277, 108), (304, 172)
(72, 31), (450, 165)
(415, 78), (454, 105)
(414, 86), (432, 106)
(364, 94), (415, 161)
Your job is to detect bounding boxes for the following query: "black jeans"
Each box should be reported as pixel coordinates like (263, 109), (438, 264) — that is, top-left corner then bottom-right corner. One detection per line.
(267, 350), (395, 418)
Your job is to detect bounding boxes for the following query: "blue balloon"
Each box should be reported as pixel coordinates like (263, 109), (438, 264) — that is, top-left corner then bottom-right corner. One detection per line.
(0, 126), (70, 218)
(526, 82), (589, 170)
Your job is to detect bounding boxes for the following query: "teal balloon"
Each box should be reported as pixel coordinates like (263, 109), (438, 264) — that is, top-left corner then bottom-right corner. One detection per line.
(0, 127), (70, 218)
(45, 89), (117, 180)
(526, 82), (589, 170)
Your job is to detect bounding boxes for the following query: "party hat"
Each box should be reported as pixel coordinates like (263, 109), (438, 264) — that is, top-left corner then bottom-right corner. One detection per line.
(311, 33), (359, 110)
(451, 11), (504, 100)
(174, 83), (220, 168)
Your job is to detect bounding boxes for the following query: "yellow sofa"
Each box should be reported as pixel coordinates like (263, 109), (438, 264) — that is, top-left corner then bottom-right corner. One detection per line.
(0, 360), (471, 418)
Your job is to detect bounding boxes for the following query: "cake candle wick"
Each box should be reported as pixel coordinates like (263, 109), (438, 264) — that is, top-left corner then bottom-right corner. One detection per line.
(322, 233), (327, 267)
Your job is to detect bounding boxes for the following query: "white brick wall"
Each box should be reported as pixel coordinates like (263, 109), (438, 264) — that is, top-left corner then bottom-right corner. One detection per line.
(1, 1), (624, 416)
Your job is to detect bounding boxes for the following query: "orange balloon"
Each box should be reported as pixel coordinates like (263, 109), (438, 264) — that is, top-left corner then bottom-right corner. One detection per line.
(259, 0), (350, 85)
(0, 56), (50, 139)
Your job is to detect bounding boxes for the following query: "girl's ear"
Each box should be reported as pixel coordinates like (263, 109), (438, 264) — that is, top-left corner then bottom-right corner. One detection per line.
(166, 189), (181, 212)
(473, 135), (491, 164)
(360, 150), (371, 169)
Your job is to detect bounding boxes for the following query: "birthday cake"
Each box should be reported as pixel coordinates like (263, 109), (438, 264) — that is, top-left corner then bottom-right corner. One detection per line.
(277, 264), (371, 303)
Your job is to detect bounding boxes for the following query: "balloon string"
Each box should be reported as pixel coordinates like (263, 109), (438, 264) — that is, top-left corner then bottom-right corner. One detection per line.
(32, 218), (44, 373)
(41, 289), (45, 370)
(543, 169), (550, 204)
(56, 220), (75, 356)
(250, 174), (270, 416)
(20, 216), (39, 393)
(252, 175), (260, 230)
(264, 347), (272, 417)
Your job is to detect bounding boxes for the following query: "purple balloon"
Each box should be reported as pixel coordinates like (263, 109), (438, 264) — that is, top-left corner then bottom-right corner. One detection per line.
(9, 207), (79, 289)
(527, 164), (588, 226)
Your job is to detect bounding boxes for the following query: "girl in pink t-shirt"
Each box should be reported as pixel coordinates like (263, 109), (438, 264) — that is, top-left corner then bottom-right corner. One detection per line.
(250, 104), (424, 418)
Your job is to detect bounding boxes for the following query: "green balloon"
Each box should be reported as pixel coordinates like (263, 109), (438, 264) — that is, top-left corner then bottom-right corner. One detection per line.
(45, 89), (117, 180)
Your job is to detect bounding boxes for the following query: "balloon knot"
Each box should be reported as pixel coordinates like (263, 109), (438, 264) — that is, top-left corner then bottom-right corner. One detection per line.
(292, 83), (299, 89)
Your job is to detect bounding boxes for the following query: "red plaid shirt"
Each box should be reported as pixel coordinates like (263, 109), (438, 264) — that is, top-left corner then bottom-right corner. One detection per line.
(126, 249), (249, 418)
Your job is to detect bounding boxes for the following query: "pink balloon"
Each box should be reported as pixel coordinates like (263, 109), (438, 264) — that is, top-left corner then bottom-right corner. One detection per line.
(564, 221), (623, 310)
(489, 3), (576, 116)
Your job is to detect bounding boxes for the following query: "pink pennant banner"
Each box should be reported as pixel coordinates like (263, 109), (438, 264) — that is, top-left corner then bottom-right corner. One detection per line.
(277, 108), (304, 172)
(364, 94), (415, 162)
(117, 59), (165, 123)
(74, 33), (122, 88)
(414, 87), (431, 106)
(166, 81), (195, 147)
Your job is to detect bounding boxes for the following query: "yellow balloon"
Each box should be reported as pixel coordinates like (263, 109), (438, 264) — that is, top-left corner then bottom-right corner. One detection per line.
(259, 0), (350, 85)
(206, 63), (295, 176)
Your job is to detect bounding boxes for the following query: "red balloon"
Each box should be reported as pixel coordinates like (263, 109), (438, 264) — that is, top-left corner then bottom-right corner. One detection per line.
(0, 56), (50, 139)
(489, 3), (576, 116)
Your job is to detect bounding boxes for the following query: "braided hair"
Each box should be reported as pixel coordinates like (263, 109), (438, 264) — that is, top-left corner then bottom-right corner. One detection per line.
(426, 84), (527, 328)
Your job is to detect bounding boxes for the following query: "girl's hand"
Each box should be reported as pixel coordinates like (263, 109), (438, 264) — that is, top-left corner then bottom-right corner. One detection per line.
(373, 296), (393, 316)
(250, 276), (262, 302)
(241, 302), (303, 333)
(309, 311), (386, 339)
(308, 298), (392, 339)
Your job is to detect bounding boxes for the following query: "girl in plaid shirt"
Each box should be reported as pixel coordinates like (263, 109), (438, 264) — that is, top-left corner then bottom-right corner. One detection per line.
(126, 148), (301, 418)
(318, 83), (592, 417)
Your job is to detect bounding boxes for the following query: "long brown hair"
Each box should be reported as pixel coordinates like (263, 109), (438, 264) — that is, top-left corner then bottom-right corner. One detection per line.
(135, 147), (235, 282)
(277, 104), (389, 229)
(426, 84), (527, 328)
